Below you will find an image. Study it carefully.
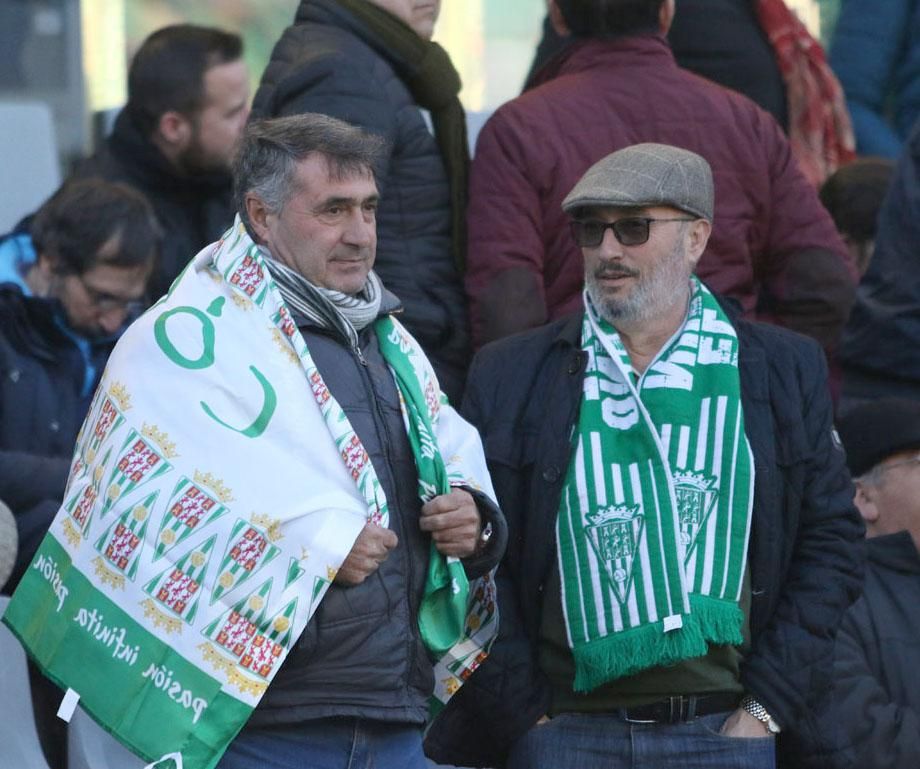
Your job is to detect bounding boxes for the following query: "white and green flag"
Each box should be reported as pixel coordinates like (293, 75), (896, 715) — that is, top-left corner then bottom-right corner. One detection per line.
(3, 222), (499, 768)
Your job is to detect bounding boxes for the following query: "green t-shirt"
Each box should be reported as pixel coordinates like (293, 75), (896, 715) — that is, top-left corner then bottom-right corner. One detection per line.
(538, 563), (751, 713)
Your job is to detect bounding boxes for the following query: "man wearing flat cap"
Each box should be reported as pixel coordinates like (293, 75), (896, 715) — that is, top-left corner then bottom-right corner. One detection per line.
(425, 143), (864, 768)
(826, 398), (920, 768)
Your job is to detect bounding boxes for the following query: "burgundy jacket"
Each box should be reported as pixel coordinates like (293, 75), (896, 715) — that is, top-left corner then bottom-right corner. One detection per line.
(466, 35), (856, 355)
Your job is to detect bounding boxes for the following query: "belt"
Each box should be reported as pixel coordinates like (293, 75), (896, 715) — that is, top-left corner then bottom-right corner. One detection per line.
(619, 693), (741, 724)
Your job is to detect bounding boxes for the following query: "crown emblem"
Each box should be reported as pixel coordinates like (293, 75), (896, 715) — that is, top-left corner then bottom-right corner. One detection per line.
(673, 471), (713, 490)
(587, 504), (641, 526)
(109, 381), (132, 411)
(141, 423), (178, 459)
(193, 470), (234, 503)
(251, 513), (283, 542)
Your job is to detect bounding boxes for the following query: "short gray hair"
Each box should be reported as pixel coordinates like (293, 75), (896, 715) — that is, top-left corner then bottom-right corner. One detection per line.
(232, 113), (387, 238)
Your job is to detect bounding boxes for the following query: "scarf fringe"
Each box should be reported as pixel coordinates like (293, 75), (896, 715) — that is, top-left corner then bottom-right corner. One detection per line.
(572, 597), (744, 692)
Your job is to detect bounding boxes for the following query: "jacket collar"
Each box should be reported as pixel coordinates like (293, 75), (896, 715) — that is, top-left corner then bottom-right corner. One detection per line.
(108, 110), (231, 194)
(552, 290), (770, 406)
(867, 531), (920, 575)
(295, 0), (415, 76)
(528, 33), (676, 89)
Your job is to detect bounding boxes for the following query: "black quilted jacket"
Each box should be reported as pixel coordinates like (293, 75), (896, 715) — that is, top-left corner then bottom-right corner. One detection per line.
(426, 298), (865, 768)
(251, 0), (471, 403)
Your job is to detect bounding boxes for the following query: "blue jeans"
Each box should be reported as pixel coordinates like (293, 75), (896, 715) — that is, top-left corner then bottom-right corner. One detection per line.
(507, 712), (775, 769)
(216, 718), (429, 769)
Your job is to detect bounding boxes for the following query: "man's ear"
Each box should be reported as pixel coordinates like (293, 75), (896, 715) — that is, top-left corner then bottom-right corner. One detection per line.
(854, 480), (881, 525)
(245, 194), (272, 244)
(548, 0), (571, 37)
(35, 251), (57, 278)
(156, 110), (193, 149)
(659, 0), (676, 34)
(685, 219), (712, 268)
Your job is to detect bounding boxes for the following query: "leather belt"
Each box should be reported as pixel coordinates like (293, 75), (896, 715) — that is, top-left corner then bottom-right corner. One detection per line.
(619, 693), (741, 724)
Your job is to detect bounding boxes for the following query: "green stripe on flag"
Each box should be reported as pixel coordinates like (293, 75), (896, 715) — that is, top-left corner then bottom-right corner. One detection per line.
(3, 534), (251, 768)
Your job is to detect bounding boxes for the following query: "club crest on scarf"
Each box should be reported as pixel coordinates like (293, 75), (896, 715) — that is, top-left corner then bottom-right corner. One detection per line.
(586, 503), (644, 606)
(673, 471), (719, 557)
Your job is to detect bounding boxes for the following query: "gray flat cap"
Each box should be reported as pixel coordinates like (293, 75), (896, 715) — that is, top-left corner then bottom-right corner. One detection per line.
(562, 143), (714, 221)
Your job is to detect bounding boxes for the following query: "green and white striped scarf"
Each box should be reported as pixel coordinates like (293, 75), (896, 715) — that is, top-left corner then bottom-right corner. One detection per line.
(558, 279), (755, 692)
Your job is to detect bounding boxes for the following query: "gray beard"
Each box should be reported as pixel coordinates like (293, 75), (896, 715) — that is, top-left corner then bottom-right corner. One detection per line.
(585, 240), (692, 327)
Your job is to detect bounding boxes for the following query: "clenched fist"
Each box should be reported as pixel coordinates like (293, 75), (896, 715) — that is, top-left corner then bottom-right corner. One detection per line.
(335, 522), (398, 586)
(419, 488), (481, 558)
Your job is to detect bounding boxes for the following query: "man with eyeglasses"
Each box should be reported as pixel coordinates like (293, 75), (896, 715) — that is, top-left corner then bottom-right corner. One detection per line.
(0, 178), (160, 594)
(825, 398), (920, 768)
(426, 144), (864, 769)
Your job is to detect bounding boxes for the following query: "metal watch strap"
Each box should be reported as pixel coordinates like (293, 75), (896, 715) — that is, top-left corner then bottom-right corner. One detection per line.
(740, 695), (781, 734)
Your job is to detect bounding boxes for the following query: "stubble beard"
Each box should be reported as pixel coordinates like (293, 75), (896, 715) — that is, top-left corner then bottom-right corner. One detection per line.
(585, 237), (693, 328)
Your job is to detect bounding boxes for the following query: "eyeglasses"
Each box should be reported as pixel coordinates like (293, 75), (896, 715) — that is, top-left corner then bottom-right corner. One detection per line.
(76, 274), (146, 316)
(874, 453), (920, 477)
(570, 217), (696, 247)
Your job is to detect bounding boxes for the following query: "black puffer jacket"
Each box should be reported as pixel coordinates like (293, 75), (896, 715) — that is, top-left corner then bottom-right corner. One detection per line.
(246, 295), (505, 727)
(426, 302), (864, 768)
(0, 284), (114, 592)
(251, 0), (471, 403)
(826, 532), (920, 769)
(73, 110), (234, 302)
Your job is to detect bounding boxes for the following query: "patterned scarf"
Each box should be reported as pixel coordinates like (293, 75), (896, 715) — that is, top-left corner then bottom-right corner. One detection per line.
(557, 279), (755, 692)
(262, 253), (382, 349)
(755, 0), (855, 186)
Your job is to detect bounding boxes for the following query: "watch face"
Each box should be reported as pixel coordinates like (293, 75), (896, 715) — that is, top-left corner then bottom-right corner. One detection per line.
(767, 718), (781, 734)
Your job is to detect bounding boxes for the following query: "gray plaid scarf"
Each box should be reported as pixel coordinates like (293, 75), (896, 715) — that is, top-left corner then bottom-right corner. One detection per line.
(262, 250), (383, 351)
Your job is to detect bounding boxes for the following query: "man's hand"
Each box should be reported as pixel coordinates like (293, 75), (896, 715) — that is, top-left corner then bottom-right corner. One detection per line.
(335, 522), (398, 586)
(419, 488), (481, 558)
(719, 707), (771, 738)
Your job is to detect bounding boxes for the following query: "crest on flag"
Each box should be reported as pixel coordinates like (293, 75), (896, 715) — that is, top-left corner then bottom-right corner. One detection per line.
(84, 384), (130, 463)
(143, 535), (218, 632)
(340, 435), (370, 481)
(673, 471), (719, 557)
(102, 426), (176, 517)
(61, 447), (113, 546)
(586, 504), (644, 605)
(228, 254), (267, 304)
(154, 472), (233, 561)
(210, 515), (282, 603)
(93, 491), (159, 589)
(200, 579), (298, 696)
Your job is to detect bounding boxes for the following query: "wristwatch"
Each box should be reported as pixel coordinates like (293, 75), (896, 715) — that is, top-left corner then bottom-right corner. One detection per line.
(740, 695), (781, 734)
(477, 521), (493, 550)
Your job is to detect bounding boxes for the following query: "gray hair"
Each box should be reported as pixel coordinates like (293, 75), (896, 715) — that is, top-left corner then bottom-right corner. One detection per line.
(232, 113), (387, 238)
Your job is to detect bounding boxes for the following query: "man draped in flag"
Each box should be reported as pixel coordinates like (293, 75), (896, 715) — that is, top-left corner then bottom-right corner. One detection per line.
(426, 144), (864, 769)
(4, 113), (505, 769)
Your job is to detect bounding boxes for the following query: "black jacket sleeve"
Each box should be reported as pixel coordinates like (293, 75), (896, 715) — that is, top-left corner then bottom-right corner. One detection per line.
(0, 450), (69, 513)
(740, 337), (865, 763)
(825, 601), (920, 769)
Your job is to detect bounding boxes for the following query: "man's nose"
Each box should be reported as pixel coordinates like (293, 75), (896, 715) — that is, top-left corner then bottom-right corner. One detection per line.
(597, 226), (624, 258)
(344, 210), (376, 247)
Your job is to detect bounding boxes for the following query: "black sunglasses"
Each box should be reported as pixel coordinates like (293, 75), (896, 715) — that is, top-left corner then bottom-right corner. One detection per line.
(570, 217), (695, 247)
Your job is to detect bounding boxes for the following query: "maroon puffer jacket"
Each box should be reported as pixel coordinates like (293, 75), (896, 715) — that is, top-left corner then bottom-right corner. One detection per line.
(466, 34), (855, 356)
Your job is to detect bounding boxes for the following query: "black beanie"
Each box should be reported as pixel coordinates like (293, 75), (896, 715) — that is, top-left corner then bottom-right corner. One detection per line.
(837, 397), (920, 477)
